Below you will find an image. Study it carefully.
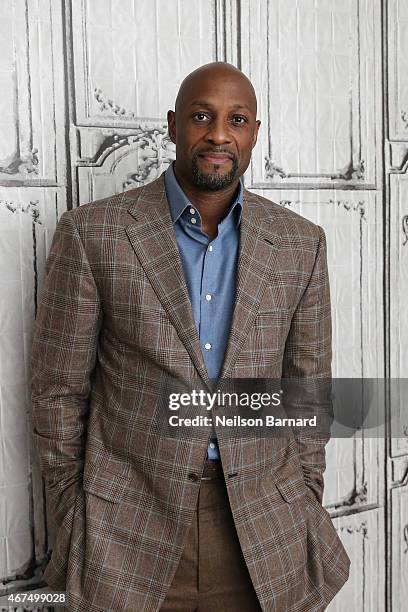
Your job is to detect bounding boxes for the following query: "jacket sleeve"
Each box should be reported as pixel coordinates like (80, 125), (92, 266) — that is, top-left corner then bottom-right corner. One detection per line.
(281, 225), (333, 504)
(31, 210), (102, 528)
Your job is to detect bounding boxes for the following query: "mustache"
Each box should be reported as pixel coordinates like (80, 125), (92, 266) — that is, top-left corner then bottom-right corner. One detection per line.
(195, 149), (237, 160)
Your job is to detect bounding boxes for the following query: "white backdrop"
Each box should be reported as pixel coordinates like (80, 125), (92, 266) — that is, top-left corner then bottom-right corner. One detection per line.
(0, 1), (407, 610)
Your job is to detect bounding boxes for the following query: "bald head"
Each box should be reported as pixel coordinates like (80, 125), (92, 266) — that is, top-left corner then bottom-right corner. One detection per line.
(175, 62), (257, 115)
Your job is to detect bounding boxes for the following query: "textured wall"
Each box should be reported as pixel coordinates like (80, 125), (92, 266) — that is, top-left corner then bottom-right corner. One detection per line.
(0, 1), (406, 610)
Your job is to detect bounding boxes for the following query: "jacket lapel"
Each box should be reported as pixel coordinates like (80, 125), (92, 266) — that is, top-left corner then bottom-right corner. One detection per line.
(124, 176), (210, 384)
(124, 176), (287, 383)
(220, 189), (285, 378)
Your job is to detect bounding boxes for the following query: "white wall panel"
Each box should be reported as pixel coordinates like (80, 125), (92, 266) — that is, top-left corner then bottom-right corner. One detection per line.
(388, 0), (408, 141)
(391, 475), (408, 610)
(71, 0), (222, 127)
(0, 187), (66, 586)
(70, 0), (224, 205)
(241, 0), (381, 190)
(327, 509), (385, 611)
(389, 173), (408, 461)
(0, 0), (65, 187)
(389, 173), (408, 379)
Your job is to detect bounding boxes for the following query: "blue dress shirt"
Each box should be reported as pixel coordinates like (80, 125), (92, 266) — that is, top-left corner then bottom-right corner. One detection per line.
(164, 162), (243, 460)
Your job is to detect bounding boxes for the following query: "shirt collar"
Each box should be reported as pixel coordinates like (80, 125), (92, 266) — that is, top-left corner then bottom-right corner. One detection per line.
(164, 161), (243, 226)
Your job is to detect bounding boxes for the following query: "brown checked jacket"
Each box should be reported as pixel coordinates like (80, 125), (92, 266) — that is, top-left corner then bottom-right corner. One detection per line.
(31, 174), (350, 611)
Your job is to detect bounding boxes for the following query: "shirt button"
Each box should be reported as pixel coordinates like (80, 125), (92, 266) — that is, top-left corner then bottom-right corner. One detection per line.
(205, 294), (212, 301)
(204, 343), (212, 350)
(208, 245), (213, 252)
(209, 442), (216, 449)
(191, 218), (197, 224)
(189, 208), (195, 214)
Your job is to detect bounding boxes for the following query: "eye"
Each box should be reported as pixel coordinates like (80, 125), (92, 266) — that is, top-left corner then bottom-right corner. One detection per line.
(192, 112), (210, 122)
(232, 115), (247, 125)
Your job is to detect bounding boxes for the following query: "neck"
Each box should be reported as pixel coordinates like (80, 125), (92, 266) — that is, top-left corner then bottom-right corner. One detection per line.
(173, 164), (241, 240)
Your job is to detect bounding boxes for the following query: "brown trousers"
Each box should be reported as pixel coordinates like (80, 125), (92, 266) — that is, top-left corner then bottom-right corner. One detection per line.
(160, 460), (262, 612)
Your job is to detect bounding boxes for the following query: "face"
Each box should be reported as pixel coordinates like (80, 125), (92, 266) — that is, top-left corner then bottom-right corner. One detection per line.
(167, 71), (261, 192)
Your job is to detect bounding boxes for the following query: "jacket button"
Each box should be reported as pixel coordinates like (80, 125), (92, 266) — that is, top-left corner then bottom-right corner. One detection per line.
(188, 473), (199, 482)
(227, 472), (238, 479)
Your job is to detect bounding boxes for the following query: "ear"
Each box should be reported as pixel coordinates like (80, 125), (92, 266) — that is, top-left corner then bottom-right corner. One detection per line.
(167, 110), (176, 145)
(252, 120), (261, 149)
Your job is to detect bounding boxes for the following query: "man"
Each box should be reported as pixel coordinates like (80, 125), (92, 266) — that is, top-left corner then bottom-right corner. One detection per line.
(31, 62), (350, 611)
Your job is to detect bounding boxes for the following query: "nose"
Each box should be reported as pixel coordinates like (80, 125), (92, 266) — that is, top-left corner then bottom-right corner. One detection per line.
(205, 117), (232, 146)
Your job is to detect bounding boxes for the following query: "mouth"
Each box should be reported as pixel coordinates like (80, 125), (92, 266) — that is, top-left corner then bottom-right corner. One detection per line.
(198, 152), (233, 164)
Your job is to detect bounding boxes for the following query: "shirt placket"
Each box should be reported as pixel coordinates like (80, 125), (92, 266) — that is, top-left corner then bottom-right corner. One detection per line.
(200, 238), (216, 379)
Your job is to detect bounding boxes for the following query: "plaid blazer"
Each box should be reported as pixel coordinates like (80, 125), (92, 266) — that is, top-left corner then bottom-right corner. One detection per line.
(31, 174), (350, 612)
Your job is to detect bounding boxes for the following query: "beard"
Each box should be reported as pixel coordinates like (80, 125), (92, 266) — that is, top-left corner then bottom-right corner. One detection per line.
(191, 152), (239, 191)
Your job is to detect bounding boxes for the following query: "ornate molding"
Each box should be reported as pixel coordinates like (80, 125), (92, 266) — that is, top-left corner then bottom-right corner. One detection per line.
(93, 87), (137, 120)
(77, 125), (175, 189)
(402, 215), (408, 246)
(278, 200), (299, 208)
(334, 199), (366, 218)
(276, 198), (366, 218)
(389, 143), (408, 172)
(123, 156), (172, 189)
(330, 481), (368, 512)
(337, 159), (365, 181)
(264, 156), (365, 182)
(342, 482), (368, 506)
(339, 520), (368, 537)
(89, 87), (177, 184)
(401, 109), (408, 130)
(0, 147), (39, 177)
(89, 88), (176, 185)
(77, 128), (175, 168)
(0, 199), (41, 224)
(264, 158), (287, 179)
